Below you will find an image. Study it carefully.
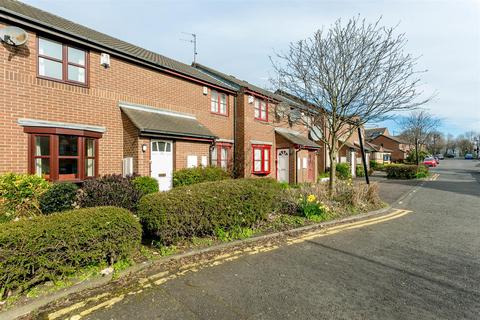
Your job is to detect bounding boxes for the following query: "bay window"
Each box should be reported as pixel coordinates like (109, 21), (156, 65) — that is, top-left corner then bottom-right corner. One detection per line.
(26, 128), (100, 181)
(211, 90), (228, 115)
(254, 97), (268, 121)
(252, 144), (270, 174)
(38, 37), (88, 85)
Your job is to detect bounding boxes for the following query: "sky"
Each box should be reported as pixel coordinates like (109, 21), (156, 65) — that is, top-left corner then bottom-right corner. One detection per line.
(23, 0), (480, 136)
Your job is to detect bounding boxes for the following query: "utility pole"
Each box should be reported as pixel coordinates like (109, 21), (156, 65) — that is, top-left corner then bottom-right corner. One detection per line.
(181, 32), (197, 65)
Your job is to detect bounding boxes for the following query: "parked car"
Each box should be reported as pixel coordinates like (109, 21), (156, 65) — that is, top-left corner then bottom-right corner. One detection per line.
(423, 157), (437, 167)
(434, 156), (440, 164)
(437, 154), (445, 160)
(464, 153), (474, 160)
(446, 153), (455, 158)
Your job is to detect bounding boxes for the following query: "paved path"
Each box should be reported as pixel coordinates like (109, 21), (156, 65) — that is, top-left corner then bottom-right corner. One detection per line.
(83, 159), (480, 319)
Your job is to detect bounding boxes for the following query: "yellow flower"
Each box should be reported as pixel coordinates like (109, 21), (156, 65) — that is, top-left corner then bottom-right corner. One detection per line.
(307, 194), (316, 203)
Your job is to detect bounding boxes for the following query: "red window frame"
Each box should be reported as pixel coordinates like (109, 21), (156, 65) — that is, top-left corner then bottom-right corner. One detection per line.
(211, 143), (232, 169)
(252, 144), (271, 174)
(25, 127), (101, 182)
(254, 97), (268, 121)
(210, 90), (228, 116)
(37, 36), (89, 87)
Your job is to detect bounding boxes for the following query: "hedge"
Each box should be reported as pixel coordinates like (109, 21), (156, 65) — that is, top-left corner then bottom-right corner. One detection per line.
(39, 182), (78, 214)
(0, 207), (141, 297)
(77, 175), (141, 212)
(132, 176), (159, 196)
(173, 166), (231, 187)
(138, 178), (282, 245)
(336, 163), (351, 180)
(0, 173), (50, 221)
(385, 164), (419, 179)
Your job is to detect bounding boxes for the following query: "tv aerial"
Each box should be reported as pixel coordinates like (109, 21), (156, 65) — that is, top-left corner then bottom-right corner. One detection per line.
(180, 32), (197, 65)
(0, 26), (28, 46)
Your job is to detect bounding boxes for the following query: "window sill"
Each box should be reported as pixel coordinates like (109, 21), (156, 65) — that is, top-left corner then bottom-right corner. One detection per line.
(37, 76), (89, 88)
(210, 111), (229, 117)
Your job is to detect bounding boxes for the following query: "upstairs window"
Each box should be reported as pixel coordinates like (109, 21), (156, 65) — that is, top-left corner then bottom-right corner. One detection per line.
(210, 90), (228, 115)
(252, 144), (270, 174)
(38, 37), (88, 85)
(254, 98), (268, 121)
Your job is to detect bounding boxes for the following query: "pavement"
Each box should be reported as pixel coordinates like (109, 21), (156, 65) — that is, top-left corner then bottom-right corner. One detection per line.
(33, 160), (480, 319)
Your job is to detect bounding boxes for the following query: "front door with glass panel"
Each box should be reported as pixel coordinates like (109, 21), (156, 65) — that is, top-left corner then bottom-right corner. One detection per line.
(151, 140), (173, 191)
(277, 149), (289, 183)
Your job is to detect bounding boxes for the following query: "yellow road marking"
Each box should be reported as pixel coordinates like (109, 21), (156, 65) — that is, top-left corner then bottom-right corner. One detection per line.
(50, 208), (411, 319)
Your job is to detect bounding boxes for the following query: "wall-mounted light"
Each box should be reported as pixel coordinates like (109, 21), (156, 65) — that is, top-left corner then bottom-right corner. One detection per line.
(142, 144), (147, 153)
(203, 86), (208, 95)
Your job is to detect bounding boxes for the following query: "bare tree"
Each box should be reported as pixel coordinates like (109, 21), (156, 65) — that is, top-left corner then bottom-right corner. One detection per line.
(399, 110), (441, 164)
(426, 131), (445, 155)
(270, 17), (431, 190)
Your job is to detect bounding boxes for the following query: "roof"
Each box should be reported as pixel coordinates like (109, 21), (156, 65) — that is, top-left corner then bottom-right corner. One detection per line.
(340, 140), (360, 150)
(365, 141), (392, 153)
(193, 63), (280, 101)
(370, 133), (407, 145)
(119, 102), (216, 141)
(275, 128), (320, 149)
(0, 0), (232, 91)
(365, 127), (388, 140)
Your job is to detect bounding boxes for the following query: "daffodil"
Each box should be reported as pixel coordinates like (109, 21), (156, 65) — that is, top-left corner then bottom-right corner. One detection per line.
(307, 194), (316, 203)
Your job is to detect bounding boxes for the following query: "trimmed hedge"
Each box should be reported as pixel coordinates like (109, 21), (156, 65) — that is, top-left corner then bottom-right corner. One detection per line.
(138, 178), (282, 245)
(356, 165), (365, 177)
(336, 163), (351, 180)
(78, 175), (141, 212)
(39, 182), (78, 214)
(173, 166), (231, 187)
(385, 164), (419, 179)
(0, 207), (141, 297)
(132, 176), (159, 196)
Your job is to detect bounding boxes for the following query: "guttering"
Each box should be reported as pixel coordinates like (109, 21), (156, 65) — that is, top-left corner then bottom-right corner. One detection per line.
(0, 11), (236, 95)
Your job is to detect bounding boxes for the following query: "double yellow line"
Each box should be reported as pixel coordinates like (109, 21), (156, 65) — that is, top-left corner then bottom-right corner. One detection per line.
(428, 173), (440, 181)
(49, 208), (411, 320)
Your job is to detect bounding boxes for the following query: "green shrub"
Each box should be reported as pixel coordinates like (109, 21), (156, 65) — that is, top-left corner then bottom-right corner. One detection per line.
(336, 163), (351, 180)
(173, 166), (230, 187)
(385, 164), (418, 179)
(0, 206), (141, 297)
(39, 182), (78, 214)
(138, 178), (282, 245)
(132, 176), (159, 196)
(356, 165), (365, 177)
(0, 173), (50, 221)
(406, 149), (429, 163)
(77, 175), (141, 212)
(369, 160), (378, 169)
(416, 165), (429, 179)
(298, 194), (329, 221)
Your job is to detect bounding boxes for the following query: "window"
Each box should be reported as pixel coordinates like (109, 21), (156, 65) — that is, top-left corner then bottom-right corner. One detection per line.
(211, 144), (231, 169)
(27, 128), (100, 181)
(38, 37), (88, 85)
(254, 97), (268, 121)
(210, 90), (228, 115)
(252, 145), (271, 174)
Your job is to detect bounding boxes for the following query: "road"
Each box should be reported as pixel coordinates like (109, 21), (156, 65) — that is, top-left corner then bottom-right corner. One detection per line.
(86, 159), (480, 320)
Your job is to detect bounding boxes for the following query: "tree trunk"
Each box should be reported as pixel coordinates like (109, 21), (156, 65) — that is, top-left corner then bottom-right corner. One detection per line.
(415, 138), (419, 165)
(328, 148), (337, 193)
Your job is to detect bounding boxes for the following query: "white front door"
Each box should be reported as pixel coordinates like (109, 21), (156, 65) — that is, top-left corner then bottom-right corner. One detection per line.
(151, 140), (173, 191)
(277, 149), (289, 183)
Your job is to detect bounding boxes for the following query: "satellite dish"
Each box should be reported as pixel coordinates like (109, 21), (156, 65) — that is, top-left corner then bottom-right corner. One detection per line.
(0, 26), (28, 46)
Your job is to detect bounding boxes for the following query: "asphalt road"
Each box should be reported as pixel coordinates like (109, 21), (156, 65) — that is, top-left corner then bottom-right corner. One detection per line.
(86, 159), (480, 320)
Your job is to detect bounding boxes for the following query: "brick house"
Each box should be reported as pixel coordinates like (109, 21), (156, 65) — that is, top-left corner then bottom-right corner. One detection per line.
(0, 0), (238, 190)
(366, 128), (410, 162)
(194, 64), (320, 184)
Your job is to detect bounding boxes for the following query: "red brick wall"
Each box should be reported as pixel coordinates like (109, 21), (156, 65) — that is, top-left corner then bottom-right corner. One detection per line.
(174, 141), (210, 170)
(0, 22), (234, 176)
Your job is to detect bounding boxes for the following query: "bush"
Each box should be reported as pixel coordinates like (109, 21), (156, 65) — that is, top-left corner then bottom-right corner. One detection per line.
(385, 164), (418, 179)
(173, 166), (230, 187)
(336, 163), (351, 180)
(132, 176), (159, 196)
(138, 178), (282, 245)
(416, 165), (429, 179)
(356, 165), (365, 177)
(0, 206), (141, 297)
(39, 182), (78, 214)
(406, 149), (429, 163)
(369, 160), (378, 169)
(78, 175), (141, 212)
(0, 173), (50, 221)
